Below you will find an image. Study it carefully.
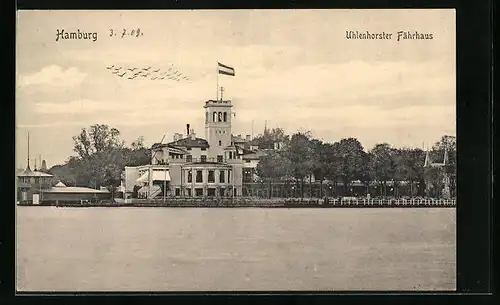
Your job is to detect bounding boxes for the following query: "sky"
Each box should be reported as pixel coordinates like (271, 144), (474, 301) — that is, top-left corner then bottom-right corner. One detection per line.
(16, 9), (456, 169)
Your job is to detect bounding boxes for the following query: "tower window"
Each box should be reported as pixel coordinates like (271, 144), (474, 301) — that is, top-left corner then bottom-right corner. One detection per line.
(223, 112), (227, 122)
(213, 112), (217, 122)
(219, 140), (222, 146)
(187, 170), (192, 183)
(206, 112), (209, 123)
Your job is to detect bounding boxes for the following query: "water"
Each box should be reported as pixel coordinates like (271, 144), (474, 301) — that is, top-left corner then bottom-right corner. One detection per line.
(16, 207), (456, 291)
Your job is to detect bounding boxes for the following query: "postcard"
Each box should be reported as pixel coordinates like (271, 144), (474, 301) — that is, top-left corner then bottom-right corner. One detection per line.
(16, 9), (456, 292)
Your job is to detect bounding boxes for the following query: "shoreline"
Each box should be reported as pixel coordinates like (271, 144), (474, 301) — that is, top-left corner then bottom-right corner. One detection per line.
(17, 201), (456, 209)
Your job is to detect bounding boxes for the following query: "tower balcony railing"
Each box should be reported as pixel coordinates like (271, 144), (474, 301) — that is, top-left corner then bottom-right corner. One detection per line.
(159, 156), (242, 165)
(184, 157), (229, 164)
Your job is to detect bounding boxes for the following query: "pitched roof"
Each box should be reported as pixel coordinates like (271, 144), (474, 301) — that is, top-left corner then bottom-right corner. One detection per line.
(242, 149), (268, 160)
(17, 169), (53, 177)
(55, 181), (66, 187)
(232, 135), (246, 143)
(165, 137), (210, 149)
(44, 186), (110, 194)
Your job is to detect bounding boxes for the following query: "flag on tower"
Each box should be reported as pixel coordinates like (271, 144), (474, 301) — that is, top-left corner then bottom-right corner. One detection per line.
(218, 62), (235, 76)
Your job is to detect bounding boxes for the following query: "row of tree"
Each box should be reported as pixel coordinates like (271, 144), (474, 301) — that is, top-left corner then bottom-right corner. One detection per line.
(254, 129), (456, 198)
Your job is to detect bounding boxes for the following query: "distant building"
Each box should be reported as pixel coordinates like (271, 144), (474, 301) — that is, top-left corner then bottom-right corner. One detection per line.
(42, 181), (111, 204)
(16, 163), (54, 203)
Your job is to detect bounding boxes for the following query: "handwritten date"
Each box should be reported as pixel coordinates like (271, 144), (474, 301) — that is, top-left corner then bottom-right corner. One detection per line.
(109, 28), (144, 38)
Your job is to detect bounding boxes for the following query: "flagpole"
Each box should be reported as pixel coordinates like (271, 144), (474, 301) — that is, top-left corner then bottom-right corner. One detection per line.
(216, 61), (219, 101)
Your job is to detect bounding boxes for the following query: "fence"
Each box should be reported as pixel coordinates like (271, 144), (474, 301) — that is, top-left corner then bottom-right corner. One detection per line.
(119, 197), (456, 208)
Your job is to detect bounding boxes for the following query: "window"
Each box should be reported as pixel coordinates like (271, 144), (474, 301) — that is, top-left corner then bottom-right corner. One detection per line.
(229, 151), (233, 159)
(217, 155), (223, 163)
(223, 112), (227, 122)
(218, 112), (222, 122)
(186, 155), (192, 162)
(219, 188), (225, 197)
(196, 170), (203, 183)
(187, 147), (191, 151)
(201, 155), (207, 163)
(213, 112), (217, 122)
(186, 188), (192, 197)
(201, 147), (206, 151)
(243, 169), (253, 183)
(206, 112), (209, 123)
(187, 171), (192, 183)
(219, 140), (222, 146)
(246, 159), (251, 163)
(208, 171), (215, 183)
(219, 171), (225, 183)
(195, 188), (203, 197)
(175, 188), (180, 196)
(207, 188), (216, 196)
(228, 171), (231, 182)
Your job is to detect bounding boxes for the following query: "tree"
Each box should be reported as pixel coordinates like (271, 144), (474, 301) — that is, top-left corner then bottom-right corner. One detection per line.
(359, 152), (373, 196)
(131, 136), (145, 150)
(256, 151), (292, 198)
(251, 127), (290, 150)
(337, 138), (366, 195)
(284, 132), (315, 198)
(391, 148), (407, 198)
(398, 148), (425, 196)
(322, 142), (342, 197)
(67, 125), (151, 201)
(72, 124), (124, 159)
(369, 143), (394, 196)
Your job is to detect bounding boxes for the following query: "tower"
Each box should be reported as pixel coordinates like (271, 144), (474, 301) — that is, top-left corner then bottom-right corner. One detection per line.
(204, 87), (233, 157)
(443, 148), (448, 166)
(424, 149), (430, 167)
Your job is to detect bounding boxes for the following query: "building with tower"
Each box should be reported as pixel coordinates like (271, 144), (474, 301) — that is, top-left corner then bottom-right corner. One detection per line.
(122, 91), (249, 200)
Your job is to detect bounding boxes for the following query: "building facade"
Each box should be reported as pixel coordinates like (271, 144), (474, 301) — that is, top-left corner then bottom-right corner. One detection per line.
(16, 165), (54, 203)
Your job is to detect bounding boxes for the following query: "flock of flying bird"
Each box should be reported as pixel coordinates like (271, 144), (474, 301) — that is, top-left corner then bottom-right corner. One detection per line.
(105, 64), (191, 82)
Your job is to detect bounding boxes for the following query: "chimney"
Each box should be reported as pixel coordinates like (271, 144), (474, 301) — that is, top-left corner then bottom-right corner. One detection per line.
(186, 124), (190, 135)
(246, 135), (251, 142)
